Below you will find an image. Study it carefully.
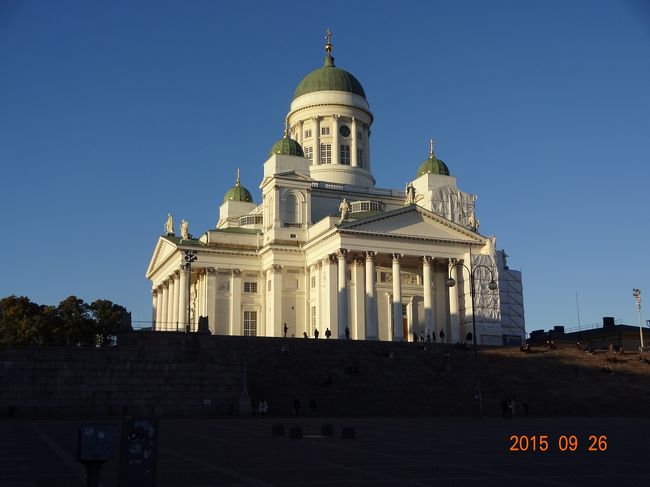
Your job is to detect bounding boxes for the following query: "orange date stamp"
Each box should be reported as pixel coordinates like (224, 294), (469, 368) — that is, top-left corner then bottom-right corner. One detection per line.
(508, 434), (608, 452)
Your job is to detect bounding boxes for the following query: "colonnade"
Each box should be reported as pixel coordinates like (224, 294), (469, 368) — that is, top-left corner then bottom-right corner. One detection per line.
(309, 250), (465, 342)
(152, 266), (217, 331)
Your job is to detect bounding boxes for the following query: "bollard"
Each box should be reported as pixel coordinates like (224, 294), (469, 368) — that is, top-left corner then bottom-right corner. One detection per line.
(342, 426), (355, 439)
(289, 425), (303, 439)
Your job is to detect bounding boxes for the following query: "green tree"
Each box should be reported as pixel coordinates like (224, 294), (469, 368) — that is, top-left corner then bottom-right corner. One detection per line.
(57, 295), (94, 345)
(90, 299), (131, 345)
(0, 295), (40, 345)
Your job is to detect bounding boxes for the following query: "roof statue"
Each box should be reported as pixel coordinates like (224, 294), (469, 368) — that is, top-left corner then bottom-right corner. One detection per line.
(180, 219), (189, 240)
(338, 198), (350, 222)
(468, 210), (480, 232)
(405, 183), (416, 205)
(165, 213), (174, 235)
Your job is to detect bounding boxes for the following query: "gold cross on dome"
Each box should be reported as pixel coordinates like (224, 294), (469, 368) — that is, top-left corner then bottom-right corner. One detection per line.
(429, 139), (436, 156)
(325, 29), (332, 45)
(236, 168), (240, 183)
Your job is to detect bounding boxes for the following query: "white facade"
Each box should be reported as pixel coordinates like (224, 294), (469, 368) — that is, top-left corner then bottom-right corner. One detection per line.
(145, 41), (525, 345)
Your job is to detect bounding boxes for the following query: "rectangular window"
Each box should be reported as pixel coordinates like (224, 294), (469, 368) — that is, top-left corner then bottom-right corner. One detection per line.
(311, 306), (317, 328)
(243, 311), (257, 336)
(304, 128), (312, 139)
(311, 276), (316, 288)
(320, 144), (331, 164)
(304, 146), (313, 161)
(357, 148), (364, 168)
(243, 282), (257, 293)
(321, 126), (330, 135)
(340, 144), (350, 165)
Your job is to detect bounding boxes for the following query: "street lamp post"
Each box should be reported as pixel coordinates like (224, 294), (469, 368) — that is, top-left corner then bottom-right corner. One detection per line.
(633, 288), (643, 351)
(446, 261), (497, 418)
(183, 250), (197, 333)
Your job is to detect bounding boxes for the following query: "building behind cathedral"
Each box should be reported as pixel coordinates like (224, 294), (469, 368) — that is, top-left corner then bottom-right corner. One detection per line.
(146, 35), (525, 345)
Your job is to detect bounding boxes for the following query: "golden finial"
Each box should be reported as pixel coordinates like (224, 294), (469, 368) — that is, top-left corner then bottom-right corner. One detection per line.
(325, 29), (333, 54)
(236, 168), (240, 185)
(429, 139), (435, 158)
(284, 119), (290, 138)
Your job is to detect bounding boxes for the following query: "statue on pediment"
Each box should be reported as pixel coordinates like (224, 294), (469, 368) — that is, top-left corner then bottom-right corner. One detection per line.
(338, 198), (350, 222)
(165, 213), (174, 235)
(181, 219), (189, 239)
(405, 183), (416, 204)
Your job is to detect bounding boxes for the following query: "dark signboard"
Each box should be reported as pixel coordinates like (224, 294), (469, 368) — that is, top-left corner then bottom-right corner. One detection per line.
(118, 418), (159, 487)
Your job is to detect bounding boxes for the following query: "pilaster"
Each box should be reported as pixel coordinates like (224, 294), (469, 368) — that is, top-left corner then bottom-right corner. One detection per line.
(391, 253), (403, 341)
(365, 251), (378, 340)
(337, 249), (349, 338)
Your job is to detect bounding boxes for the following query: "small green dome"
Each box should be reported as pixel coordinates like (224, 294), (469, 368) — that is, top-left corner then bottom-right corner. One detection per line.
(223, 170), (253, 203)
(293, 38), (366, 99)
(417, 140), (450, 177)
(269, 133), (304, 157)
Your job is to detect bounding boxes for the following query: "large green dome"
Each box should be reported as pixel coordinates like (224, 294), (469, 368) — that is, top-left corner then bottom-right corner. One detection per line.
(293, 50), (366, 100)
(417, 141), (450, 177)
(269, 132), (304, 157)
(223, 170), (253, 203)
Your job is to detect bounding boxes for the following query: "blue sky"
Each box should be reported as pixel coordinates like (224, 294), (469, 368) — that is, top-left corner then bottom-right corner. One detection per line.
(1, 0), (649, 332)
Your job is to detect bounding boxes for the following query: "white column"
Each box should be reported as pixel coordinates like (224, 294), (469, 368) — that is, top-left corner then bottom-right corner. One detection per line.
(313, 117), (320, 165)
(206, 268), (217, 334)
(178, 266), (187, 331)
(271, 265), (283, 337)
(298, 121), (303, 144)
(364, 124), (370, 172)
(230, 269), (241, 336)
(160, 282), (169, 332)
(152, 291), (158, 330)
(337, 249), (349, 338)
(365, 252), (378, 340)
(274, 188), (281, 228)
(448, 260), (460, 343)
(423, 256), (434, 338)
(352, 257), (365, 340)
(332, 115), (340, 165)
(351, 117), (358, 167)
(170, 273), (179, 332)
(392, 253), (403, 341)
(324, 255), (338, 338)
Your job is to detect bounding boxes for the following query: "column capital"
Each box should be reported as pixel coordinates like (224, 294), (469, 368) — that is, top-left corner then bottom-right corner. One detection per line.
(328, 253), (338, 263)
(365, 251), (376, 261)
(353, 256), (365, 266)
(337, 248), (349, 259)
(422, 255), (433, 265)
(391, 253), (402, 262)
(271, 264), (283, 273)
(206, 267), (216, 274)
(231, 268), (241, 276)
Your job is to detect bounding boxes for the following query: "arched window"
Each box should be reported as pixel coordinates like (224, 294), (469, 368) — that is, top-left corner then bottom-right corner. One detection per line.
(285, 193), (299, 223)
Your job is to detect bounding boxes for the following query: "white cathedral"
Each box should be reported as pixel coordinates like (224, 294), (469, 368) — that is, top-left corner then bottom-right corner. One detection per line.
(146, 34), (525, 345)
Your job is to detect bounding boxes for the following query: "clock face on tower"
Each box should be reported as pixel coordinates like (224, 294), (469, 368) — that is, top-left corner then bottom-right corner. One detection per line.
(339, 125), (351, 137)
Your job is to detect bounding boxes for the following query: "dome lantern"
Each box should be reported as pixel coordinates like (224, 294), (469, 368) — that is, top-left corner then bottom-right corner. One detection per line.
(223, 168), (253, 203)
(417, 139), (450, 177)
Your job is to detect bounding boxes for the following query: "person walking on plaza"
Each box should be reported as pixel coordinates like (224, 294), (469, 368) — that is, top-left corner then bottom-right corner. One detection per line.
(283, 323), (288, 338)
(325, 328), (332, 339)
(345, 326), (350, 340)
(314, 328), (319, 339)
(439, 329), (445, 343)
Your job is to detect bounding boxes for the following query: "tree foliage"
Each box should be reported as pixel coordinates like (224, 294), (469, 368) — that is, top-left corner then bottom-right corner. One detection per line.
(0, 295), (131, 346)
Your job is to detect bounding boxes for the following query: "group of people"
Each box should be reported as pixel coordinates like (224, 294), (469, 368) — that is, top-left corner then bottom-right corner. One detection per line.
(250, 398), (269, 417)
(297, 326), (351, 340)
(500, 398), (529, 419)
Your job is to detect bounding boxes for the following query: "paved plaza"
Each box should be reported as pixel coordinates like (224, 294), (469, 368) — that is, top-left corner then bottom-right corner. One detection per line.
(0, 417), (647, 486)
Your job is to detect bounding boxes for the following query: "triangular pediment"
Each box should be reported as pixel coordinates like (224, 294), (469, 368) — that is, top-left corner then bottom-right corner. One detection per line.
(338, 205), (485, 245)
(260, 171), (314, 189)
(145, 236), (179, 278)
